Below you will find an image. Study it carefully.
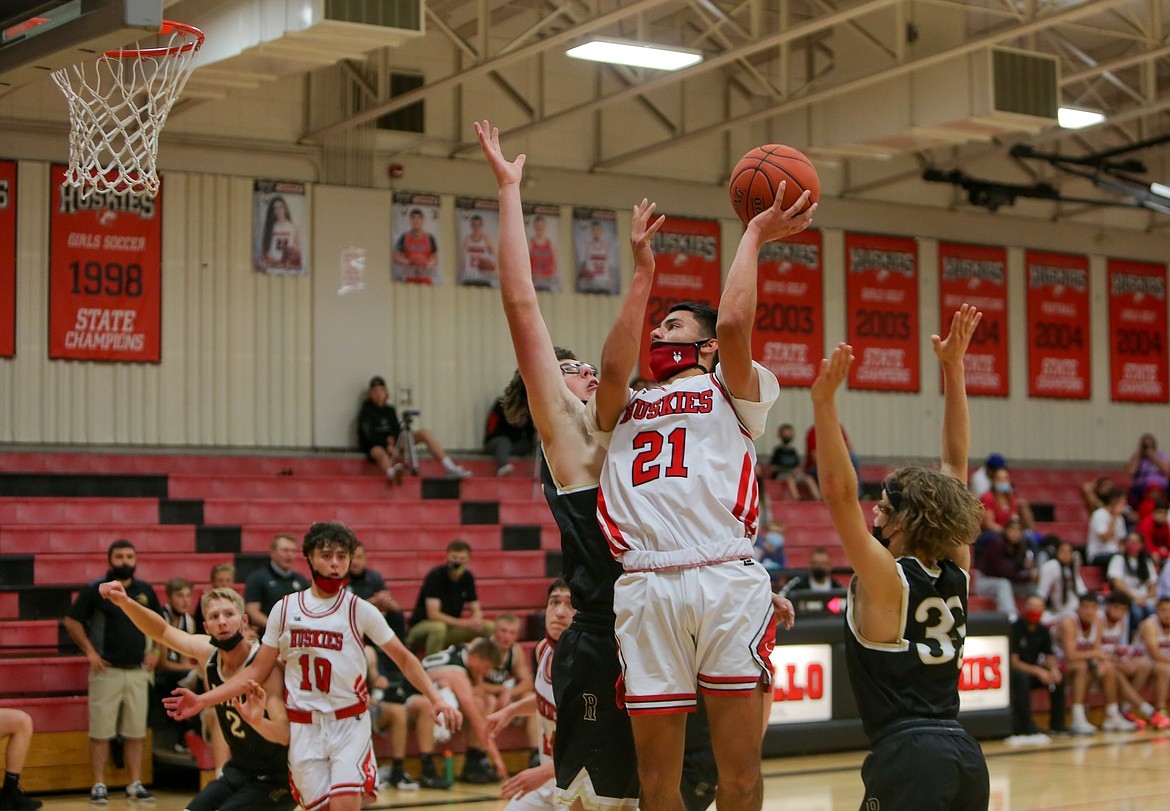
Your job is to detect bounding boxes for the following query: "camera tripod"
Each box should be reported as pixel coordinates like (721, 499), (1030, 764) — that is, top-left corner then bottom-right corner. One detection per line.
(397, 410), (421, 476)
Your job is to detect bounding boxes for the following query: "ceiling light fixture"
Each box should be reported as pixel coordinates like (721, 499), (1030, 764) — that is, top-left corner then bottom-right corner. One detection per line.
(1057, 107), (1106, 129)
(565, 37), (702, 71)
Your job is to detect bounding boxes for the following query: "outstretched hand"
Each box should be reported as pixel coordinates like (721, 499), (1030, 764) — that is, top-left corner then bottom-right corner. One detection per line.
(98, 580), (128, 604)
(810, 343), (853, 405)
(432, 698), (463, 733)
(475, 120), (525, 188)
(232, 680), (267, 726)
(747, 183), (817, 243)
(932, 303), (982, 366)
(630, 198), (665, 268)
(163, 688), (204, 721)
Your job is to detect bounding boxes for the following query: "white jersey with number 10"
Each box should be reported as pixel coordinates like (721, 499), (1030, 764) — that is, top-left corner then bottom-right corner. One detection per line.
(587, 362), (780, 572)
(263, 589), (394, 713)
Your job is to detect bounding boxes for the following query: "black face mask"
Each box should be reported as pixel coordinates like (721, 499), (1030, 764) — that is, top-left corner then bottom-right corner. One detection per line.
(781, 436), (794, 445)
(810, 567), (829, 580)
(871, 524), (891, 549)
(447, 561), (466, 573)
(209, 630), (245, 651)
(110, 564), (136, 580)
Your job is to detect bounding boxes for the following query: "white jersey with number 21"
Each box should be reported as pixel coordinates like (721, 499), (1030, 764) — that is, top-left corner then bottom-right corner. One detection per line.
(587, 361), (779, 572)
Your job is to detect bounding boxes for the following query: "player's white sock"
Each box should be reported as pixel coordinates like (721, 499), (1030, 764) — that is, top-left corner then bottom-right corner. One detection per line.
(1140, 702), (1156, 717)
(1072, 704), (1088, 723)
(442, 457), (460, 472)
(1105, 703), (1122, 719)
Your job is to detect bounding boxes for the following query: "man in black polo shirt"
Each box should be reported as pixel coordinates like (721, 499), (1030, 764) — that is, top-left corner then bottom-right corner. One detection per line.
(405, 539), (494, 654)
(1008, 594), (1064, 742)
(63, 540), (162, 805)
(243, 534), (309, 632)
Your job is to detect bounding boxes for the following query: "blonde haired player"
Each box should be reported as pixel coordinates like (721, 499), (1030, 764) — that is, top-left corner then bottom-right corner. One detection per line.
(165, 522), (460, 811)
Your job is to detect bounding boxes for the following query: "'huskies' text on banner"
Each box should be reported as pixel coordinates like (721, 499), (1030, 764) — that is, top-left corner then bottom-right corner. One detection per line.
(48, 165), (162, 362)
(845, 233), (919, 392)
(638, 217), (721, 381)
(1026, 251), (1090, 399)
(1108, 259), (1167, 403)
(754, 230), (822, 387)
(938, 242), (1009, 396)
(0, 161), (14, 358)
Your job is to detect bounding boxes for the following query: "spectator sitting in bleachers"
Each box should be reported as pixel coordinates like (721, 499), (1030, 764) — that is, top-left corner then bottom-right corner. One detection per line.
(975, 516), (1036, 619)
(1126, 433), (1170, 512)
(1136, 597), (1170, 729)
(1087, 488), (1129, 568)
(1080, 474), (1120, 515)
(970, 452), (1006, 500)
(366, 646), (420, 791)
(417, 639), (508, 784)
(485, 387), (536, 478)
(348, 541), (405, 638)
(753, 519), (787, 587)
(777, 547), (838, 613)
(0, 708), (42, 810)
(1035, 540), (1087, 626)
(979, 467), (1037, 547)
(1099, 592), (1163, 730)
(243, 533), (309, 633)
(1007, 594), (1062, 743)
(359, 375), (471, 481)
(761, 424), (820, 501)
(478, 614), (539, 768)
(1137, 483), (1166, 522)
(406, 539), (495, 655)
(1107, 532), (1159, 625)
(193, 563), (236, 634)
(1137, 499), (1170, 564)
(803, 423), (860, 497)
(1056, 593), (1136, 734)
(155, 578), (199, 749)
(62, 539), (161, 803)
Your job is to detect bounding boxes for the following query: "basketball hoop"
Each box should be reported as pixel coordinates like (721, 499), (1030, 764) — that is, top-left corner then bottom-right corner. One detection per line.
(52, 21), (204, 199)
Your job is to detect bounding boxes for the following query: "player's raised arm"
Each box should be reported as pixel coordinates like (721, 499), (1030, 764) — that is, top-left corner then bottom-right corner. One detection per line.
(810, 345), (900, 601)
(934, 304), (982, 482)
(99, 580), (212, 664)
(717, 185), (815, 401)
(474, 121), (581, 439)
(592, 198), (664, 432)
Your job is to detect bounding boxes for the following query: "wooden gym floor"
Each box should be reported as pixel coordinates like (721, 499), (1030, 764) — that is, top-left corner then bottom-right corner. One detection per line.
(28, 733), (1170, 811)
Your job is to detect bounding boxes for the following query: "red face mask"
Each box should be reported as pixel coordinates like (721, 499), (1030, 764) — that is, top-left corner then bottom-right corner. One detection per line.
(648, 340), (706, 382)
(1023, 609), (1044, 626)
(312, 571), (349, 595)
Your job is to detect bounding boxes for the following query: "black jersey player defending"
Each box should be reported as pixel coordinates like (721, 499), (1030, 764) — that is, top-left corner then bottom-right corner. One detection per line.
(810, 304), (990, 811)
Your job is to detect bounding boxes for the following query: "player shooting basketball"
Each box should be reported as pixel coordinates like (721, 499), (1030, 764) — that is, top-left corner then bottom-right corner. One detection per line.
(810, 304), (990, 810)
(583, 179), (813, 811)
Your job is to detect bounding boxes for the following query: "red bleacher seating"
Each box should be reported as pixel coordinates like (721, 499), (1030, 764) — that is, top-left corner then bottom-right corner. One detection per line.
(0, 525), (195, 555)
(0, 498), (159, 525)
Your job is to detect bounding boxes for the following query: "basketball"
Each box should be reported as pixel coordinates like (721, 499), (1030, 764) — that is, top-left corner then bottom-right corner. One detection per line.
(728, 145), (819, 227)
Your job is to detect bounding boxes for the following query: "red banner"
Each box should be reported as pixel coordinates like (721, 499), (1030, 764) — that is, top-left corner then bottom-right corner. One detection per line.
(49, 165), (162, 362)
(845, 232), (919, 392)
(753, 230), (822, 387)
(638, 217), (721, 381)
(1108, 259), (1168, 403)
(0, 161), (14, 358)
(938, 242), (1009, 396)
(1025, 251), (1090, 399)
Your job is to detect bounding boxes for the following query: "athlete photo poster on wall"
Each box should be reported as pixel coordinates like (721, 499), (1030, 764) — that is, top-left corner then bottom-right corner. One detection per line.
(524, 202), (562, 292)
(456, 196), (501, 287)
(0, 160), (14, 358)
(572, 207), (620, 295)
(392, 192), (442, 285)
(253, 180), (309, 276)
(48, 164), (162, 363)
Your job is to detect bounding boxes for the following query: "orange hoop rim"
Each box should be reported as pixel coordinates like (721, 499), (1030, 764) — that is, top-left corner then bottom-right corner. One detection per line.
(103, 21), (204, 59)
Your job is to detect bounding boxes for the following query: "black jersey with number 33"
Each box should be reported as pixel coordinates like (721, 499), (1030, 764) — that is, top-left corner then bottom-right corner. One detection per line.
(844, 557), (969, 738)
(207, 646), (289, 776)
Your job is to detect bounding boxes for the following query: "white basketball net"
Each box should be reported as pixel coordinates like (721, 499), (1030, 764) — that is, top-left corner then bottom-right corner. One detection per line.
(51, 22), (203, 198)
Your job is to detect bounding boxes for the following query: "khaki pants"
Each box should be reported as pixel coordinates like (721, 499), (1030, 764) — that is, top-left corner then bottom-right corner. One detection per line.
(406, 620), (495, 655)
(89, 666), (150, 740)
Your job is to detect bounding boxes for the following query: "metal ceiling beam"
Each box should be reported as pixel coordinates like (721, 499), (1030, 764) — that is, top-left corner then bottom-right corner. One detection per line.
(302, 0), (679, 142)
(447, 0), (907, 155)
(592, 0), (1133, 170)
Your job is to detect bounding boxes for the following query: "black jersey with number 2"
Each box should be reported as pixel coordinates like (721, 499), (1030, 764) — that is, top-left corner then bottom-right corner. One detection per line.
(844, 556), (970, 738)
(207, 646), (289, 777)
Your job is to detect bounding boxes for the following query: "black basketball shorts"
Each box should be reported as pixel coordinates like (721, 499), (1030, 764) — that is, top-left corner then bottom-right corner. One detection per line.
(186, 761), (296, 811)
(859, 721), (989, 811)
